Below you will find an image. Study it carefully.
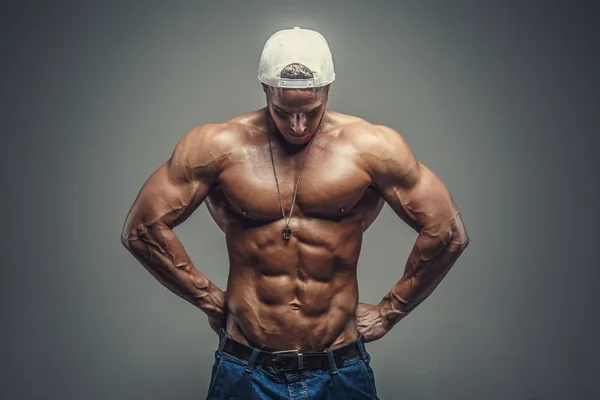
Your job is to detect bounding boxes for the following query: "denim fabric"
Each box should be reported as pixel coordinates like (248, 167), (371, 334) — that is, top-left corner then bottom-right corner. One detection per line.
(205, 332), (379, 400)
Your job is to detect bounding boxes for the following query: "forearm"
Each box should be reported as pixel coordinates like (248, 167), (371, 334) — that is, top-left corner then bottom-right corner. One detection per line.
(121, 221), (225, 318)
(380, 215), (469, 327)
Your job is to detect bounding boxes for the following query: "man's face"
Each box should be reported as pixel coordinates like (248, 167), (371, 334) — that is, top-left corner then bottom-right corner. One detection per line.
(264, 84), (330, 145)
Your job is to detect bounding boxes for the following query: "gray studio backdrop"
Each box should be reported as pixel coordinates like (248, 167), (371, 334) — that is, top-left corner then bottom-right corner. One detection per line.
(2, 1), (598, 399)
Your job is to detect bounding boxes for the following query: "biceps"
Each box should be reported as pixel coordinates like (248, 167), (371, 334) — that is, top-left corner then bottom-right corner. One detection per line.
(382, 163), (460, 234)
(123, 161), (211, 234)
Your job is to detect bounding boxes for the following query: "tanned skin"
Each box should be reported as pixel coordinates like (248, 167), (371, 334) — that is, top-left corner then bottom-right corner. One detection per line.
(121, 84), (470, 352)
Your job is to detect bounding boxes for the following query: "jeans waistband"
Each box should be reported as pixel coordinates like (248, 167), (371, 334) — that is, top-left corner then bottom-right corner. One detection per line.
(217, 329), (369, 374)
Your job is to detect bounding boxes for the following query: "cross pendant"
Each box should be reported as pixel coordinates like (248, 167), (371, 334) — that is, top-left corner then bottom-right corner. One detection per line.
(282, 225), (292, 240)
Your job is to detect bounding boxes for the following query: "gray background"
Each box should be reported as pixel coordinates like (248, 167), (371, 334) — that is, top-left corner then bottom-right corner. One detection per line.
(1, 1), (598, 399)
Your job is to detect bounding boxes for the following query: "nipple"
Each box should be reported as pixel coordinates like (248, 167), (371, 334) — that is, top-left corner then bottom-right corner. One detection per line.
(339, 207), (345, 213)
(241, 208), (248, 216)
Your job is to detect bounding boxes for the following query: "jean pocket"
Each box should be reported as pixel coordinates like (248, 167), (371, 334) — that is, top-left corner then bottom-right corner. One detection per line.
(359, 359), (379, 399)
(206, 354), (224, 397)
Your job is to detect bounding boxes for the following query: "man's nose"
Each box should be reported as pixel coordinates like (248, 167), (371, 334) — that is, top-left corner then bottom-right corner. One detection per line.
(289, 113), (307, 134)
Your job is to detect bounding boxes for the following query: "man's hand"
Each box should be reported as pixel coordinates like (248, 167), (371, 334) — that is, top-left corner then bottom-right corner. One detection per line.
(207, 313), (226, 335)
(206, 290), (227, 335)
(355, 302), (390, 343)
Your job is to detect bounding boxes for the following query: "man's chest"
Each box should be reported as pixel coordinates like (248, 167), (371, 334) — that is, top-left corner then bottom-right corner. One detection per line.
(216, 144), (372, 220)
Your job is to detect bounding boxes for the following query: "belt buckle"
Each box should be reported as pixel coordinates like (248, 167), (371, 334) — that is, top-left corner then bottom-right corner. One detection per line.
(272, 349), (303, 372)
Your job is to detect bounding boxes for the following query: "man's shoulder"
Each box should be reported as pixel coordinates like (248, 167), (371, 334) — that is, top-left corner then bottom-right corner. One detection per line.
(178, 111), (261, 152)
(334, 114), (407, 153)
(184, 120), (250, 146)
(170, 121), (246, 174)
(332, 115), (416, 182)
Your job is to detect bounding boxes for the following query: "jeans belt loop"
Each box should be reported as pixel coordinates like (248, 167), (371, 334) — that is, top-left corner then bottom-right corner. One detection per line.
(245, 348), (260, 373)
(217, 329), (229, 356)
(325, 349), (339, 375)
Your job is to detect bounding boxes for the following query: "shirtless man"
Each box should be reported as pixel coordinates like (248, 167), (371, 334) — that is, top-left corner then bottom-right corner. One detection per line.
(121, 27), (470, 399)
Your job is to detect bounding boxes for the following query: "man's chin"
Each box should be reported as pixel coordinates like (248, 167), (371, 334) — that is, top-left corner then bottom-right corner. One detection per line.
(283, 131), (314, 145)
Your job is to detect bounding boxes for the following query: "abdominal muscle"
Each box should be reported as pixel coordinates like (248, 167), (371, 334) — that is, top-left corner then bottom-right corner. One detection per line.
(222, 219), (363, 352)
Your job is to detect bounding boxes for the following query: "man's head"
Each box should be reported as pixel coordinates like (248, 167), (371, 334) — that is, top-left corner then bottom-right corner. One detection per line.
(262, 64), (330, 144)
(258, 27), (335, 144)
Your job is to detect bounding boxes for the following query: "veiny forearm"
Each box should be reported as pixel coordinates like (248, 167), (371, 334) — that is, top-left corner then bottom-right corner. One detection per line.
(380, 213), (469, 327)
(121, 221), (224, 318)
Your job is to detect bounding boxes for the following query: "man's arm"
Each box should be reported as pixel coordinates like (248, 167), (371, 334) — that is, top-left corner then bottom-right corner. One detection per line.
(120, 124), (227, 333)
(358, 125), (470, 341)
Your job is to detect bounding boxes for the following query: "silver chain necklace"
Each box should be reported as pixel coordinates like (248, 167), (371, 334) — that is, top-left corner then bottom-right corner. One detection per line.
(267, 111), (324, 240)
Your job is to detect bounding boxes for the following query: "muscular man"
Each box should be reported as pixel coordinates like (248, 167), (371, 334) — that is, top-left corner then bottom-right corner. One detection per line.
(121, 27), (469, 399)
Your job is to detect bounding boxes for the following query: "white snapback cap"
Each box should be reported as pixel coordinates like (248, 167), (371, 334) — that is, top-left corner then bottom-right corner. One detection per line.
(258, 26), (335, 88)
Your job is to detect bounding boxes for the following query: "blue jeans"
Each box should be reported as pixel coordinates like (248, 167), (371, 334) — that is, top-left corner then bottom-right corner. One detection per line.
(206, 331), (379, 399)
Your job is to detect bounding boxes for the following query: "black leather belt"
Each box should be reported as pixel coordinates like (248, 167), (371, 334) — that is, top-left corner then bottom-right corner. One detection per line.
(221, 335), (363, 372)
